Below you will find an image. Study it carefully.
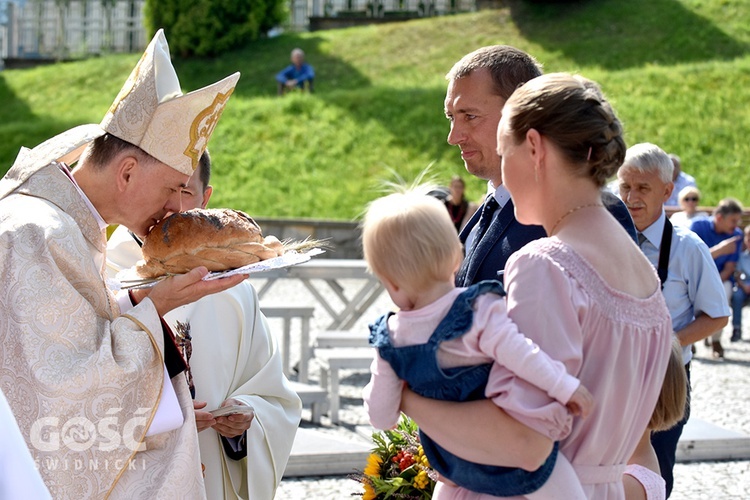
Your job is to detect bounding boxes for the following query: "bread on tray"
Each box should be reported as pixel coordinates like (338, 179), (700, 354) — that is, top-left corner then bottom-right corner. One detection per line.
(136, 208), (284, 278)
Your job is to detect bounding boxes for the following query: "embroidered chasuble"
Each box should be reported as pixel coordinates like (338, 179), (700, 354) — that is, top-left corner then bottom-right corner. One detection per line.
(0, 157), (205, 499)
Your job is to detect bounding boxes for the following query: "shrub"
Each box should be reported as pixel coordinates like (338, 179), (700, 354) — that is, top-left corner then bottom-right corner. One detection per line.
(144, 0), (286, 57)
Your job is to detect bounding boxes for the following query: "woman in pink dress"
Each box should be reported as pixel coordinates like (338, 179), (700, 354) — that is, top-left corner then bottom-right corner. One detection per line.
(402, 73), (673, 499)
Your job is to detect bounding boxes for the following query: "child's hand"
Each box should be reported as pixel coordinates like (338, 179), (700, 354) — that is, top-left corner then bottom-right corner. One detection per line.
(567, 384), (594, 419)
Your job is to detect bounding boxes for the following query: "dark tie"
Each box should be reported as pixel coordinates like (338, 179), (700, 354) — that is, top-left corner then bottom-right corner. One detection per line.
(637, 232), (648, 248)
(468, 196), (499, 254)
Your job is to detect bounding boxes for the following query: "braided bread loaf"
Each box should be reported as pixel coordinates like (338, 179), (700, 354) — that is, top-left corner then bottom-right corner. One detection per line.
(136, 208), (284, 278)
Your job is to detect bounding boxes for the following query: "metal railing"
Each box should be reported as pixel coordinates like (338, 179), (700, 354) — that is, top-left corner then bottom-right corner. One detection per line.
(3, 0), (146, 61)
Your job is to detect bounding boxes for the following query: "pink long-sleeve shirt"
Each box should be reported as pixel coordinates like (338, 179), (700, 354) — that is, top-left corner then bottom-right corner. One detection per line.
(363, 286), (580, 440)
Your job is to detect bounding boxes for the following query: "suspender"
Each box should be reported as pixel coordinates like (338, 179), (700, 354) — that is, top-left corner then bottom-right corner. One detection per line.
(657, 217), (673, 290)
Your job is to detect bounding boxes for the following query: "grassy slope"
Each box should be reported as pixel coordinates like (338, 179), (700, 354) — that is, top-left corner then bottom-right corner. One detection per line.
(1, 0), (748, 219)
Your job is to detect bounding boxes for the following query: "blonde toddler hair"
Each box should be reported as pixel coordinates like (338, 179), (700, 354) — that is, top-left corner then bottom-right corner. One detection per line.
(362, 187), (462, 290)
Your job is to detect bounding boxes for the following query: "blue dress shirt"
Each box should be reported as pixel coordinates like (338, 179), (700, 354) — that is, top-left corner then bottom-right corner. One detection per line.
(275, 63), (315, 88)
(689, 217), (742, 277)
(639, 211), (730, 364)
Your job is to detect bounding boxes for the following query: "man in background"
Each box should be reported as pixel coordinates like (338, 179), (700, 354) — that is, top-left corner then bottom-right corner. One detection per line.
(276, 48), (315, 95)
(690, 197), (744, 357)
(107, 151), (301, 500)
(617, 142), (729, 497)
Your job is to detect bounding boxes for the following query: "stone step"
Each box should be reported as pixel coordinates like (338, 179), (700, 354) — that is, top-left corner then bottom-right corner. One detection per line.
(284, 427), (372, 477)
(677, 418), (750, 462)
(283, 418), (750, 480)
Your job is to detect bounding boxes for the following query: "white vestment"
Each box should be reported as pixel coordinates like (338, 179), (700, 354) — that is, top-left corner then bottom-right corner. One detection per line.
(0, 158), (205, 499)
(108, 226), (302, 499)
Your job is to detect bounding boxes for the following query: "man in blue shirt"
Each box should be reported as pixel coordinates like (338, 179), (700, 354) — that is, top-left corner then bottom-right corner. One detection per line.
(276, 48), (314, 95)
(689, 197), (744, 356)
(617, 142), (729, 498)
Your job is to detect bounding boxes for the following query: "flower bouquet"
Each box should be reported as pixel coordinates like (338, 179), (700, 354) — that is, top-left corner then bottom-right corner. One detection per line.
(352, 415), (437, 499)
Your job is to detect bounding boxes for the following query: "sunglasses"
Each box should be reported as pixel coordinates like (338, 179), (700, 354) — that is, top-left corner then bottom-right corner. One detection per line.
(683, 197), (699, 202)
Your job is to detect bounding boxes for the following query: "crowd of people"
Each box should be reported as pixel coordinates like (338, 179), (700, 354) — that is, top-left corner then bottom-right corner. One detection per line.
(0, 25), (746, 500)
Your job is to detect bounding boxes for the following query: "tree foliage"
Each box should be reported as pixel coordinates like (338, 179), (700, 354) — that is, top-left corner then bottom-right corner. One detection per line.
(144, 0), (285, 57)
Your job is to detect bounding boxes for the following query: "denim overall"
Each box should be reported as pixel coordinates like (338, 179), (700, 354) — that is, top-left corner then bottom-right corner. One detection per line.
(369, 280), (558, 496)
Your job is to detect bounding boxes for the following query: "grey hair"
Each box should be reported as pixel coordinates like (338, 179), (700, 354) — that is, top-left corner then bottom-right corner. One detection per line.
(291, 48), (305, 58)
(620, 143), (674, 184)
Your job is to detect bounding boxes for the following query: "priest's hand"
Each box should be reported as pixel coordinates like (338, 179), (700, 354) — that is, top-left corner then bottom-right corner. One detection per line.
(194, 400), (216, 433)
(132, 267), (247, 316)
(213, 398), (254, 438)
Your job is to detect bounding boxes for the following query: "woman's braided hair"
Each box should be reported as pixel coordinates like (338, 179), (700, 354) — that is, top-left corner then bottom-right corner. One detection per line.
(504, 73), (626, 187)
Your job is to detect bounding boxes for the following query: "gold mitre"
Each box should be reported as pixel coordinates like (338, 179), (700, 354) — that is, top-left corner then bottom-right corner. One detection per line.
(100, 29), (240, 175)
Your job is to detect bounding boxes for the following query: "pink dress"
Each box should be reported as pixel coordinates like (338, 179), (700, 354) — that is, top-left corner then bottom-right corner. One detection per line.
(624, 464), (667, 500)
(436, 238), (672, 499)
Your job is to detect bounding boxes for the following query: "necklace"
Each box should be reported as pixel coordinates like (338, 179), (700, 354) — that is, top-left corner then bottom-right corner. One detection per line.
(549, 203), (604, 236)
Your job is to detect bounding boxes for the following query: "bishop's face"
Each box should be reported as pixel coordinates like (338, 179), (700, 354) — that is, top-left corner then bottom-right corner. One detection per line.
(123, 160), (188, 238)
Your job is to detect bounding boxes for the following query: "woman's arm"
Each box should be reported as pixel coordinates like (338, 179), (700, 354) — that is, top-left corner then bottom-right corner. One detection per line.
(400, 388), (553, 471)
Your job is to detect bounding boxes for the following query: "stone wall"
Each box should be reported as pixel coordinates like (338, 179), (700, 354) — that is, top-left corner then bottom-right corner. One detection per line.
(254, 217), (363, 259)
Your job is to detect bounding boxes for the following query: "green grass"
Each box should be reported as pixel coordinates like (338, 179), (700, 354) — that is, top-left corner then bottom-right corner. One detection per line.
(1, 0), (749, 219)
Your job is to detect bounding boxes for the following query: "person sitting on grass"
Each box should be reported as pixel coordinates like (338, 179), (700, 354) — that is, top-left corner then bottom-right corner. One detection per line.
(276, 48), (315, 95)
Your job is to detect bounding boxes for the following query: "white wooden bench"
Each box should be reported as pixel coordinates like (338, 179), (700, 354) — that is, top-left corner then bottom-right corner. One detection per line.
(288, 381), (328, 424)
(315, 348), (375, 424)
(314, 330), (370, 349)
(261, 305), (315, 383)
(253, 259), (385, 330)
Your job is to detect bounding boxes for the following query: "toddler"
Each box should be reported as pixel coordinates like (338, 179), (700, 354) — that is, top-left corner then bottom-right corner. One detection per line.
(362, 187), (593, 498)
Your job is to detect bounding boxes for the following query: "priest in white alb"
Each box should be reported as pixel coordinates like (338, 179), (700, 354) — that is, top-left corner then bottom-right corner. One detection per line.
(107, 150), (302, 499)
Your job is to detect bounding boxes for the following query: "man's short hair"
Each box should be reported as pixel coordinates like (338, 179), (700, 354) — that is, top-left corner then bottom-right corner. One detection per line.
(197, 149), (211, 188)
(81, 133), (158, 170)
(714, 197), (744, 217)
(291, 48), (305, 58)
(619, 143), (674, 184)
(446, 45), (543, 100)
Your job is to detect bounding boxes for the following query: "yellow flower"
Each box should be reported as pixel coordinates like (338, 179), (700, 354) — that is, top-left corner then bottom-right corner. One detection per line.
(362, 481), (377, 500)
(364, 453), (383, 477)
(417, 446), (430, 468)
(413, 470), (430, 490)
